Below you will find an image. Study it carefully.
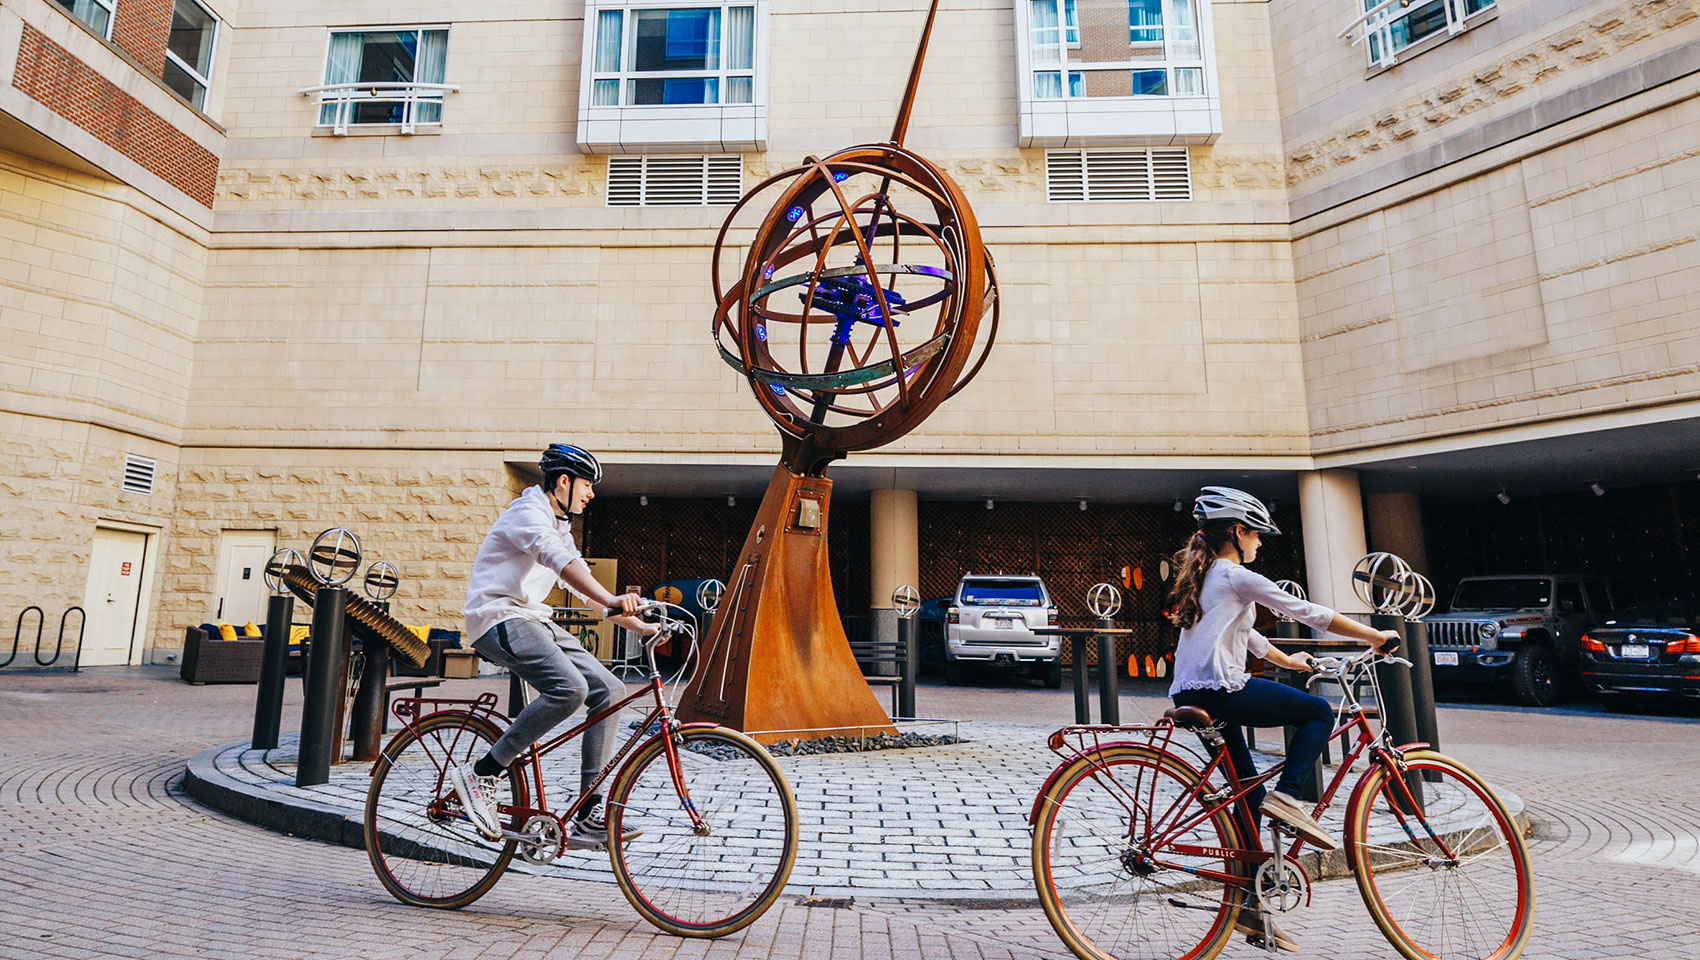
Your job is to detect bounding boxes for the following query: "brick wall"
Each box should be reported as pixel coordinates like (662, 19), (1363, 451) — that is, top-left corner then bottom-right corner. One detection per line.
(11, 24), (218, 206)
(110, 0), (175, 75)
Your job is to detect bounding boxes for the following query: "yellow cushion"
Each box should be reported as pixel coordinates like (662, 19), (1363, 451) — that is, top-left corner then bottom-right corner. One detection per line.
(242, 621), (261, 637)
(407, 624), (431, 644)
(216, 623), (238, 642)
(289, 625), (310, 645)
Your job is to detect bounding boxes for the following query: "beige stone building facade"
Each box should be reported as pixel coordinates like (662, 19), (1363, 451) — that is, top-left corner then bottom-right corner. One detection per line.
(2, 0), (1696, 666)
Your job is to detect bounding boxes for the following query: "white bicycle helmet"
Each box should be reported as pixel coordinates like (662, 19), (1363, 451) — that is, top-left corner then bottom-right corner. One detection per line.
(1193, 486), (1280, 535)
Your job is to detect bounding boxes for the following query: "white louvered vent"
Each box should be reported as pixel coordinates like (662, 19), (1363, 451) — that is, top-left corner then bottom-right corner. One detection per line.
(122, 454), (156, 495)
(1045, 148), (1192, 202)
(607, 155), (743, 207)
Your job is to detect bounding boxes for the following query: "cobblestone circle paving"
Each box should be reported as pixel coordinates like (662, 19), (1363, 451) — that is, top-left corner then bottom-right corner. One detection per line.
(3, 665), (1698, 959)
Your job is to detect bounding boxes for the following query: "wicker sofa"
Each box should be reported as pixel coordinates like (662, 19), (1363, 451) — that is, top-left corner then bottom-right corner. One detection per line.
(179, 625), (266, 684)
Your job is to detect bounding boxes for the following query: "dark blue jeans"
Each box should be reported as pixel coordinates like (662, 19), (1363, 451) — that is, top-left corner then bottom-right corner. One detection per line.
(1172, 678), (1333, 824)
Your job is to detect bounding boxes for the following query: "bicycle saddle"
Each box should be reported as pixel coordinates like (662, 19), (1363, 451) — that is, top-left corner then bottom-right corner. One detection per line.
(1163, 706), (1214, 729)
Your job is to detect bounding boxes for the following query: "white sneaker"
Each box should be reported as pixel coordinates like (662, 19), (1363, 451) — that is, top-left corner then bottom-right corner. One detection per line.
(565, 798), (643, 851)
(1261, 791), (1338, 851)
(1236, 911), (1299, 952)
(447, 762), (503, 840)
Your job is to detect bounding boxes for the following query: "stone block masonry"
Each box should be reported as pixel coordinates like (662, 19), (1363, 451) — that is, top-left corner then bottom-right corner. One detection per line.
(11, 24), (218, 207)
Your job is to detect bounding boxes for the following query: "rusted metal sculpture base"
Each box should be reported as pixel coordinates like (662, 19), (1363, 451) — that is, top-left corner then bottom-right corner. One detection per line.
(676, 465), (895, 742)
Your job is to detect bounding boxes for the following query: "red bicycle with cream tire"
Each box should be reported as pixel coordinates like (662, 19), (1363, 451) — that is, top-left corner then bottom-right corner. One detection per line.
(362, 599), (799, 938)
(1030, 648), (1534, 960)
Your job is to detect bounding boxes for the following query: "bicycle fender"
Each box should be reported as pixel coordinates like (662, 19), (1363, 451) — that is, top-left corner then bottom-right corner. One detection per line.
(1026, 742), (1205, 826)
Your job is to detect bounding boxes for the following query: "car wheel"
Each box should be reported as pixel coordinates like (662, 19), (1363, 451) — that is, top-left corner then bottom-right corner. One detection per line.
(944, 658), (964, 686)
(1043, 660), (1063, 689)
(1511, 645), (1561, 707)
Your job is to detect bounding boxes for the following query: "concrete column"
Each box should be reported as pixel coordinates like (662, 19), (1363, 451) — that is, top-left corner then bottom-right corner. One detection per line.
(868, 489), (920, 658)
(1365, 491), (1431, 576)
(1298, 469), (1369, 614)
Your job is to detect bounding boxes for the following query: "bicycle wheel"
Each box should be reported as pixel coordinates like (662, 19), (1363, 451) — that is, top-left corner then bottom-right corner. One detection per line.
(607, 725), (799, 937)
(364, 712), (526, 909)
(1347, 750), (1534, 960)
(1033, 745), (1245, 960)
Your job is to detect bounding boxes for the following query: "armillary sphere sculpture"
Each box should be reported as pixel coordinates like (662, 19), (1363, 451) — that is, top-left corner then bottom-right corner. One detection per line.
(680, 0), (998, 740)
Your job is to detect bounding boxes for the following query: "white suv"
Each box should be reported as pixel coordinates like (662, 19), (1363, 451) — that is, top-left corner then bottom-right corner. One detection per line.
(945, 574), (1062, 688)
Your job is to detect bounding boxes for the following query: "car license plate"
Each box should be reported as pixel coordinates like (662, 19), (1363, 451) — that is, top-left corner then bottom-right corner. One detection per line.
(995, 618), (1013, 629)
(1619, 643), (1650, 659)
(1433, 652), (1459, 666)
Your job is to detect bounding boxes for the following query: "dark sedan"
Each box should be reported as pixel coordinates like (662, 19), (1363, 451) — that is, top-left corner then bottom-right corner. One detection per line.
(1581, 602), (1700, 707)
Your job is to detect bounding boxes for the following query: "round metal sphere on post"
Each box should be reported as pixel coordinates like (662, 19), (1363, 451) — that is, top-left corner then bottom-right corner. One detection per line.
(308, 528), (362, 586)
(1272, 579), (1308, 640)
(363, 561), (400, 601)
(263, 548), (303, 594)
(1351, 551), (1415, 614)
(696, 579), (726, 615)
(893, 584), (920, 719)
(1088, 583), (1122, 725)
(892, 585), (920, 620)
(1087, 583), (1123, 620)
(253, 547), (303, 751)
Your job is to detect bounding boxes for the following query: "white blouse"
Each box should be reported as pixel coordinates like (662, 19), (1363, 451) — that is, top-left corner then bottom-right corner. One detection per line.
(1169, 561), (1336, 695)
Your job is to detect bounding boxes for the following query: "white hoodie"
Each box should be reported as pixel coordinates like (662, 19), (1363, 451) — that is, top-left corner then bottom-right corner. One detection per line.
(463, 485), (584, 644)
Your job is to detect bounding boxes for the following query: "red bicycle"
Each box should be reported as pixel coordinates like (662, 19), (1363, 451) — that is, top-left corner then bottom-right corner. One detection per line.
(363, 600), (799, 938)
(1031, 649), (1533, 960)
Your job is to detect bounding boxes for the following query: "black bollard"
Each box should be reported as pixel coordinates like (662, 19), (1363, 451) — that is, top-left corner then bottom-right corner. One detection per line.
(1096, 618), (1120, 726)
(1273, 619), (1324, 801)
(1403, 619), (1442, 781)
(1370, 613), (1424, 813)
(349, 601), (390, 762)
(898, 615), (917, 719)
(252, 593), (294, 750)
(509, 672), (528, 718)
(1071, 635), (1090, 724)
(298, 586), (348, 787)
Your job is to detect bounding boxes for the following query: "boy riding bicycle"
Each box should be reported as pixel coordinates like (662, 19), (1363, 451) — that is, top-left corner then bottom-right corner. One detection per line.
(450, 442), (655, 849)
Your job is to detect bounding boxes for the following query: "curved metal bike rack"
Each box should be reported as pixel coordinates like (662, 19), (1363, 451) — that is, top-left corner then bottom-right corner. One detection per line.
(4, 606), (44, 669)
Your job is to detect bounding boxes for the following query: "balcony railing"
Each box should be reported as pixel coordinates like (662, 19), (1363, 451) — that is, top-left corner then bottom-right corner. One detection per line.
(1338, 0), (1493, 69)
(297, 82), (461, 135)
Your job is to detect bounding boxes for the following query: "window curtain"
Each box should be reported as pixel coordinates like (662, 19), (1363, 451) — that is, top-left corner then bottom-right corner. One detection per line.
(1163, 0), (1200, 59)
(320, 32), (364, 125)
(1034, 70), (1062, 99)
(1030, 0), (1061, 67)
(725, 7), (754, 70)
(415, 30), (448, 123)
(595, 10), (624, 71)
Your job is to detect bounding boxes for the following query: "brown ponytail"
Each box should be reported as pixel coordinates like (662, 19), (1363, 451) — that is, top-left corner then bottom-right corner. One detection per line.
(1166, 520), (1244, 629)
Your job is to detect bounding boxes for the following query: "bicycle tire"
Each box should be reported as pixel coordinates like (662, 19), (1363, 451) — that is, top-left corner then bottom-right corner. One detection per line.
(606, 725), (799, 938)
(1346, 749), (1534, 960)
(1033, 745), (1245, 960)
(364, 712), (526, 909)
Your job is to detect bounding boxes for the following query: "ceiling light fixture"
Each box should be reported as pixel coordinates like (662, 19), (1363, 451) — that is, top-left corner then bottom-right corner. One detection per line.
(639, 495), (648, 506)
(727, 495), (737, 507)
(1589, 481), (1605, 497)
(1172, 498), (1184, 512)
(1078, 499), (1088, 511)
(1496, 490), (1511, 505)
(985, 498), (994, 510)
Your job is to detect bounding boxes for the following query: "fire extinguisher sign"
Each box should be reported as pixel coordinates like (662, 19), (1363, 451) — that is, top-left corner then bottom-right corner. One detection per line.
(121, 561), (133, 576)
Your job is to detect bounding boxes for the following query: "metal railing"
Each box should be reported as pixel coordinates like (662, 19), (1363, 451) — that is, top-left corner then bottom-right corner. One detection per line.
(1337, 0), (1492, 69)
(297, 81), (460, 135)
(4, 606), (86, 671)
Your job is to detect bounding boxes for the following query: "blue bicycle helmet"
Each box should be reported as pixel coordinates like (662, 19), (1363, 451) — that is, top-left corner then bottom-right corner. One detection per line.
(540, 442), (602, 484)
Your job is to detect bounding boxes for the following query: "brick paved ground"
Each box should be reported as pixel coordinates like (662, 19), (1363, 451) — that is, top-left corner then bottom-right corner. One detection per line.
(2, 665), (1697, 959)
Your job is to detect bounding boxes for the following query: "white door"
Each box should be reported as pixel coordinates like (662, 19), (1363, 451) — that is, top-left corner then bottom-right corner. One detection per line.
(213, 531), (276, 626)
(80, 528), (149, 666)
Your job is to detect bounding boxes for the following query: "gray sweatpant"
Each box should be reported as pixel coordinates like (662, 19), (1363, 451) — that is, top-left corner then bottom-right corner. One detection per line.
(473, 619), (624, 796)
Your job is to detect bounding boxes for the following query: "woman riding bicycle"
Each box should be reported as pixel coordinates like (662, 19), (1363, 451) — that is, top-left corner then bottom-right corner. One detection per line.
(1166, 486), (1397, 952)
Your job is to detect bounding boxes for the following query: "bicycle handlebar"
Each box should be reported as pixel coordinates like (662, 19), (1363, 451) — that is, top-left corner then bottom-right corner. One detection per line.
(1305, 649), (1413, 686)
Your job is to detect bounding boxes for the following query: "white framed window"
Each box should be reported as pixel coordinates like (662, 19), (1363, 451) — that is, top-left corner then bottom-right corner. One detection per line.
(1026, 0), (1205, 101)
(161, 0), (218, 110)
(607, 155), (742, 206)
(578, 1), (770, 154)
(305, 28), (452, 134)
(1045, 148), (1191, 202)
(590, 4), (756, 106)
(53, 0), (116, 39)
(1346, 0), (1495, 69)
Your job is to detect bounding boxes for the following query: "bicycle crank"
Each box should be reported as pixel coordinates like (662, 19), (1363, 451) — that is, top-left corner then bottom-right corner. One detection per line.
(518, 814), (566, 865)
(1253, 857), (1309, 914)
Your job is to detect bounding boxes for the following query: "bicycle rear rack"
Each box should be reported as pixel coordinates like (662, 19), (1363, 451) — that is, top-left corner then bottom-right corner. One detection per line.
(390, 689), (503, 726)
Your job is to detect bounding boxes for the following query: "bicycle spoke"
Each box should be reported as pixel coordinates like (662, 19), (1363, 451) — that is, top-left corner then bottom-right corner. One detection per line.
(1351, 755), (1532, 960)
